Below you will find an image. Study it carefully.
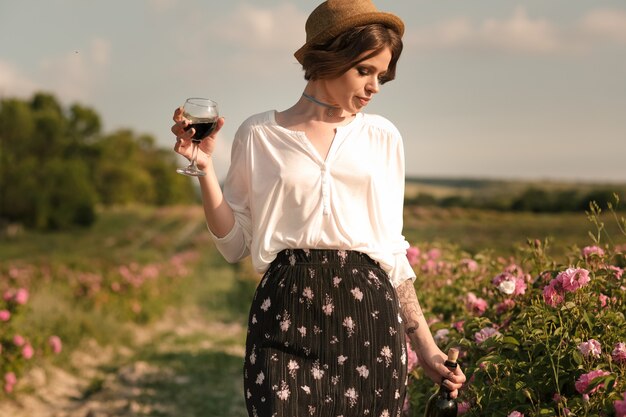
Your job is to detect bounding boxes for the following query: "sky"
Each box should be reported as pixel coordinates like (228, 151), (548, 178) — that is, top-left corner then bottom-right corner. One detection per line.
(1, 0), (625, 183)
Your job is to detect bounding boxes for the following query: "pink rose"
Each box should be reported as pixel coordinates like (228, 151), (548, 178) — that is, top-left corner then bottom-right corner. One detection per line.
(0, 310), (10, 321)
(427, 248), (441, 260)
(406, 342), (418, 372)
(13, 334), (25, 347)
(514, 277), (528, 295)
(578, 339), (602, 358)
(458, 401), (471, 414)
(496, 299), (516, 314)
(434, 329), (450, 345)
(599, 293), (609, 307)
(453, 320), (465, 333)
(557, 268), (590, 292)
(543, 282), (564, 307)
(612, 342), (626, 364)
(465, 292), (488, 316)
(508, 412), (524, 417)
(582, 245), (605, 259)
(474, 327), (500, 344)
(421, 259), (437, 273)
(575, 369), (610, 395)
(460, 258), (478, 272)
(403, 395), (411, 413)
(22, 344), (34, 360)
(48, 335), (63, 355)
(14, 288), (29, 305)
(608, 265), (624, 280)
(4, 372), (16, 393)
(406, 247), (420, 266)
(614, 391), (626, 417)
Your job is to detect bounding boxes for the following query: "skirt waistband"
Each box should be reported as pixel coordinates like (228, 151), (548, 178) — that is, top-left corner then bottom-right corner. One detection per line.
(273, 249), (379, 268)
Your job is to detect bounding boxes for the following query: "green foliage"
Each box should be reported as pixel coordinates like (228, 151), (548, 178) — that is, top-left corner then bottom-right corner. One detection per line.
(405, 202), (626, 417)
(405, 180), (626, 214)
(0, 206), (216, 396)
(0, 92), (197, 230)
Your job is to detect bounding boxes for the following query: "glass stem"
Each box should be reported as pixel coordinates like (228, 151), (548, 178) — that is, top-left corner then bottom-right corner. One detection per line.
(190, 142), (200, 169)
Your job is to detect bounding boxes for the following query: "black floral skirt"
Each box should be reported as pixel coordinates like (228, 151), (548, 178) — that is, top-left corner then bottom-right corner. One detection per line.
(243, 249), (407, 417)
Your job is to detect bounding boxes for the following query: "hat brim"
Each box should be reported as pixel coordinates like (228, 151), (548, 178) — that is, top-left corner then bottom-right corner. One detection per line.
(294, 12), (404, 64)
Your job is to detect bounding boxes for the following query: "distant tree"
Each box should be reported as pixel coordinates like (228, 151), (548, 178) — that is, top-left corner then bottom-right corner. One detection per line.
(0, 92), (197, 231)
(551, 189), (581, 212)
(406, 193), (437, 207)
(579, 189), (623, 211)
(511, 188), (552, 212)
(37, 158), (98, 229)
(440, 195), (468, 208)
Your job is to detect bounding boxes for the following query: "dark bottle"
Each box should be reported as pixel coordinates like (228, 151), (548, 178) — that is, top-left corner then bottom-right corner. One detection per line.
(423, 348), (459, 417)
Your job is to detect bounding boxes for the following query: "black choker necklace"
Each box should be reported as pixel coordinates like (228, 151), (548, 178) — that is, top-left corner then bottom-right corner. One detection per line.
(302, 93), (340, 117)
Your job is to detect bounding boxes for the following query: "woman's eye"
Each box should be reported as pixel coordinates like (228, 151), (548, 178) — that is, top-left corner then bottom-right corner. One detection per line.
(357, 68), (369, 76)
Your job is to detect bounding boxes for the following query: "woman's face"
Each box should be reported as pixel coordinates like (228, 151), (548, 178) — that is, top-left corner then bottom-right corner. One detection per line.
(324, 47), (393, 114)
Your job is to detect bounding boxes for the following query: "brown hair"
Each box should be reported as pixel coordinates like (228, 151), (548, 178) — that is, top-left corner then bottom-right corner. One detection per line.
(301, 24), (403, 84)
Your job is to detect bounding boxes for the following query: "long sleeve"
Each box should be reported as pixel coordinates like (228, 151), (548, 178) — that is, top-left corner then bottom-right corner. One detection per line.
(383, 132), (416, 288)
(208, 128), (252, 263)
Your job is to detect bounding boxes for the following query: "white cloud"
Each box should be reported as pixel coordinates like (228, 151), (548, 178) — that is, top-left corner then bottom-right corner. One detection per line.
(0, 61), (39, 98)
(38, 38), (111, 102)
(408, 7), (562, 55)
(212, 3), (305, 51)
(580, 9), (626, 44)
(147, 0), (178, 14)
(90, 38), (112, 66)
(407, 7), (626, 56)
(480, 7), (561, 53)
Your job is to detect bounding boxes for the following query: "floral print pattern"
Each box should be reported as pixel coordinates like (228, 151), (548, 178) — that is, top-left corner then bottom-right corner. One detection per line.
(244, 249), (407, 417)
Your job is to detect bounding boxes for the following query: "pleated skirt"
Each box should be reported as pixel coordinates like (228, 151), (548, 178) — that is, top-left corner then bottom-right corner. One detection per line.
(243, 249), (407, 417)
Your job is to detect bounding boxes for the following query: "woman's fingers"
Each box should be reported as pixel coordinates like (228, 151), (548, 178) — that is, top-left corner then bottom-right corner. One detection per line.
(212, 117), (225, 136)
(442, 364), (466, 398)
(171, 109), (193, 140)
(172, 106), (184, 122)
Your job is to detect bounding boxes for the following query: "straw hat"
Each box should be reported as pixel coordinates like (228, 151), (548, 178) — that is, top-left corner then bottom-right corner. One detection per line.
(294, 0), (405, 64)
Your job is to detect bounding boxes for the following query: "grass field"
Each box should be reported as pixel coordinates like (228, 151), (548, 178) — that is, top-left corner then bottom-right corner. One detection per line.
(403, 205), (623, 260)
(1, 204), (624, 416)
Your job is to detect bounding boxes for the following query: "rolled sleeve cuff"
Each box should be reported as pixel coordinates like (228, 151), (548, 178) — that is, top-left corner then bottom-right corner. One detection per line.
(387, 253), (417, 288)
(207, 222), (249, 263)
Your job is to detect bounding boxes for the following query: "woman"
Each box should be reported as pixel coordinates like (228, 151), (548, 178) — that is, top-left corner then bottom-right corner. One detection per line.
(172, 1), (465, 416)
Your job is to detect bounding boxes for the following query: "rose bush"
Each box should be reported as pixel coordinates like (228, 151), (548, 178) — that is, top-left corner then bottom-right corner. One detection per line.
(405, 205), (626, 416)
(0, 251), (197, 396)
(0, 283), (64, 394)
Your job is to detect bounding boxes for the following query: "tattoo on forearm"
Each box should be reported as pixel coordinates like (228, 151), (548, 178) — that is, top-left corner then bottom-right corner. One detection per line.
(396, 280), (424, 335)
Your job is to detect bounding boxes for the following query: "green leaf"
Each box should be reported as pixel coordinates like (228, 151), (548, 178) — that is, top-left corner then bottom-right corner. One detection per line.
(502, 336), (520, 346)
(582, 311), (594, 329)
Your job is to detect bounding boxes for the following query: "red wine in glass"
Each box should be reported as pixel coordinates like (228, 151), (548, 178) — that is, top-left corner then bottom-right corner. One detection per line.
(185, 118), (217, 141)
(177, 98), (219, 177)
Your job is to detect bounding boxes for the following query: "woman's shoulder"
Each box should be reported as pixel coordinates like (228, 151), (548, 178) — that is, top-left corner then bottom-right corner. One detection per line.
(361, 113), (402, 138)
(237, 110), (275, 132)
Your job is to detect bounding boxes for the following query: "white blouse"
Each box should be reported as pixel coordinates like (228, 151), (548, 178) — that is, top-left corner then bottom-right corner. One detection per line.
(209, 110), (416, 288)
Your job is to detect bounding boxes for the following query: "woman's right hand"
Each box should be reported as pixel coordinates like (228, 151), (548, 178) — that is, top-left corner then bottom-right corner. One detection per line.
(171, 107), (225, 171)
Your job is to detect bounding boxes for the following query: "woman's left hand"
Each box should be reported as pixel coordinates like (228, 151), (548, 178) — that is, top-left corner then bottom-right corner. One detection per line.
(417, 345), (466, 398)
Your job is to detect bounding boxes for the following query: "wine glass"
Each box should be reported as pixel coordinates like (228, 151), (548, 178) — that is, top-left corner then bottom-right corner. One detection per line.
(176, 98), (219, 177)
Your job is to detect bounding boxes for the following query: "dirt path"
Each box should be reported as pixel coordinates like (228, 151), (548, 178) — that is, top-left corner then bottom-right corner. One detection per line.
(0, 307), (248, 417)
